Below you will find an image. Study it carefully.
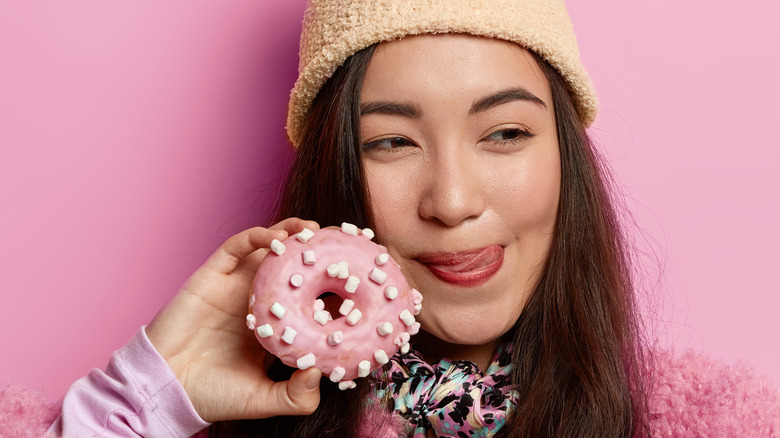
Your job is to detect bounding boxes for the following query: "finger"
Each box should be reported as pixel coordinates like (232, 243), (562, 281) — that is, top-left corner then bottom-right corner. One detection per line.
(233, 219), (320, 277)
(203, 227), (288, 274)
(263, 368), (322, 416)
(269, 217), (321, 236)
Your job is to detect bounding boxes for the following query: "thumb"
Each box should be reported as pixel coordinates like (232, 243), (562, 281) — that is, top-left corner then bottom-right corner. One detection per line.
(281, 368), (322, 415)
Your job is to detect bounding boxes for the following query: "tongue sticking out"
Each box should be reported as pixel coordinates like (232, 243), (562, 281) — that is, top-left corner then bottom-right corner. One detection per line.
(425, 245), (503, 272)
(418, 245), (504, 287)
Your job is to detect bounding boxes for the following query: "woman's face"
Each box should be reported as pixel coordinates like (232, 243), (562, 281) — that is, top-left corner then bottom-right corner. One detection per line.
(360, 34), (560, 351)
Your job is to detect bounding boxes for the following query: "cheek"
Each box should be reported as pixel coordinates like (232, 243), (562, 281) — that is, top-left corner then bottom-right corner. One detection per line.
(364, 164), (417, 238)
(491, 148), (561, 230)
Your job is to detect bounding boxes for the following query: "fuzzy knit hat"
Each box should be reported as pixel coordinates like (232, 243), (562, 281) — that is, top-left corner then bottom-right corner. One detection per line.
(286, 0), (598, 146)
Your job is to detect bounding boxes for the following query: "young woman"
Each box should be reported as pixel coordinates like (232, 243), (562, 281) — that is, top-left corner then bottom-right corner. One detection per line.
(50, 0), (779, 437)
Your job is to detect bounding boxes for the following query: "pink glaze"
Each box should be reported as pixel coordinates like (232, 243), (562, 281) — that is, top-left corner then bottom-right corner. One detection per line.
(249, 225), (417, 382)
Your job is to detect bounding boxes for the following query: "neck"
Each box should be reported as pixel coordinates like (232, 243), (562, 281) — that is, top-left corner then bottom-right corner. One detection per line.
(412, 331), (501, 372)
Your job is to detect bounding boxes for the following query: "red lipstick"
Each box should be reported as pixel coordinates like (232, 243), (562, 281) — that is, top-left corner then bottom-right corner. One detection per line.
(417, 245), (504, 287)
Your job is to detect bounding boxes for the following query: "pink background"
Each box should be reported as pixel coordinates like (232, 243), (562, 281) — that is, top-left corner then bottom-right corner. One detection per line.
(1, 1), (778, 402)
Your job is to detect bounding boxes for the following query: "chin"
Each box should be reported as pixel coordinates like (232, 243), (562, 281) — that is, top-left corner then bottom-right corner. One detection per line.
(415, 293), (523, 342)
(423, 315), (515, 346)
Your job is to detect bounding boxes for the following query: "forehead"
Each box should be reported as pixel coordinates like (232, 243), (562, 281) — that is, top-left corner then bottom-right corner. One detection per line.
(361, 34), (551, 105)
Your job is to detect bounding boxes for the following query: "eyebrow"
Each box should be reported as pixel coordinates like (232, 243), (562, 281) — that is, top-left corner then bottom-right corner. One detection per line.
(359, 86), (547, 119)
(469, 87), (547, 115)
(360, 101), (422, 118)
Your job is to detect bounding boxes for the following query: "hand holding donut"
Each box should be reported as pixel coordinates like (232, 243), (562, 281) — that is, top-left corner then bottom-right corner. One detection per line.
(248, 223), (422, 389)
(146, 218), (323, 422)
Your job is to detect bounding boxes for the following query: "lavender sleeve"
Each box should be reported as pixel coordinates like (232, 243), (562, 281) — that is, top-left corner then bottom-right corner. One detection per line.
(48, 326), (211, 437)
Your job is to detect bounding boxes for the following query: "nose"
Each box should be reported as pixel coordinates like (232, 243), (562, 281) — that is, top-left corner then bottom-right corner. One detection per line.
(417, 148), (486, 227)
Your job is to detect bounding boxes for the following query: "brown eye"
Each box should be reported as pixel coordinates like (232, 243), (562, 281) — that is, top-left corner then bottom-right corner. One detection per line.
(362, 136), (415, 150)
(485, 128), (534, 142)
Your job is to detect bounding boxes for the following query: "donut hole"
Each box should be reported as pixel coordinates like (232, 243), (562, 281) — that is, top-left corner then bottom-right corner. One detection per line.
(317, 292), (345, 319)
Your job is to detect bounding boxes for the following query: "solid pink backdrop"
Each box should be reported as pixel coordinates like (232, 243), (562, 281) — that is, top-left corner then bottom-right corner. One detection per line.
(1, 0), (778, 402)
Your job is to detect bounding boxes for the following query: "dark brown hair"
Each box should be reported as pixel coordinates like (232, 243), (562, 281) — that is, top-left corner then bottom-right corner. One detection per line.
(497, 55), (650, 438)
(210, 46), (379, 438)
(213, 41), (649, 437)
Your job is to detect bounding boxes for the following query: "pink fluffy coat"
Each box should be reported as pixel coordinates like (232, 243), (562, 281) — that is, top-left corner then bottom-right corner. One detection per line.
(4, 351), (778, 437)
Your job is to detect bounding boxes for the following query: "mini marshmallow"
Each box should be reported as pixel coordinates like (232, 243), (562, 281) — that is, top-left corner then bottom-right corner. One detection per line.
(313, 310), (330, 326)
(345, 275), (360, 293)
(326, 264), (339, 277)
(270, 303), (286, 319)
(256, 324), (273, 338)
(369, 267), (387, 285)
(302, 250), (316, 265)
(329, 366), (346, 383)
(375, 253), (389, 265)
(270, 239), (285, 255)
(394, 332), (410, 347)
(346, 308), (362, 325)
(358, 360), (371, 378)
(362, 228), (375, 239)
(337, 261), (349, 279)
(296, 228), (315, 243)
(297, 353), (316, 370)
(377, 322), (393, 336)
(341, 222), (359, 236)
(314, 299), (325, 311)
(409, 322), (421, 335)
(399, 309), (415, 326)
(385, 286), (398, 300)
(246, 314), (256, 330)
(374, 349), (389, 365)
(384, 286), (398, 300)
(339, 380), (357, 390)
(290, 273), (304, 287)
(339, 299), (355, 316)
(412, 288), (423, 305)
(401, 343), (410, 354)
(281, 327), (298, 344)
(327, 331), (344, 345)
(414, 303), (422, 315)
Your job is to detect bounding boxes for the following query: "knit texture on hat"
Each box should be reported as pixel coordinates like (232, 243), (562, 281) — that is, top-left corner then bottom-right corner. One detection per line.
(286, 0), (598, 146)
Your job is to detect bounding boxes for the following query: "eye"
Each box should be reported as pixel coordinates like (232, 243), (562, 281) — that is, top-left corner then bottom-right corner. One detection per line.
(483, 128), (535, 143)
(361, 136), (415, 151)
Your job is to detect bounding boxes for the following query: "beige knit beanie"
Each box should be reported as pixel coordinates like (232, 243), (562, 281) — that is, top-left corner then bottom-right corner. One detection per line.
(286, 0), (597, 146)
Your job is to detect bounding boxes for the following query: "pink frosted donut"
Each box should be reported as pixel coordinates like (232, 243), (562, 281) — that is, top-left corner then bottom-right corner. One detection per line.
(246, 223), (422, 388)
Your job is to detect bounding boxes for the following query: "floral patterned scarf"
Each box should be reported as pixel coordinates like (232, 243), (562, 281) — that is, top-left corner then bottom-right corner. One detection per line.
(375, 345), (518, 437)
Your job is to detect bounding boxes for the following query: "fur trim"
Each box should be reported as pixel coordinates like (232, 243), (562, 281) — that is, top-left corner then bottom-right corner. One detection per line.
(647, 350), (780, 437)
(0, 384), (58, 438)
(358, 394), (408, 437)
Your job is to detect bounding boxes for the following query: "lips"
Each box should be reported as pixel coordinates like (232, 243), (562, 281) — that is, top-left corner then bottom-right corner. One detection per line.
(417, 245), (504, 287)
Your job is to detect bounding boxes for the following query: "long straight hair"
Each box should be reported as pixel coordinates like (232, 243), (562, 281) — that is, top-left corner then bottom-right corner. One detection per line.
(213, 42), (649, 437)
(498, 55), (650, 438)
(210, 46), (378, 438)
